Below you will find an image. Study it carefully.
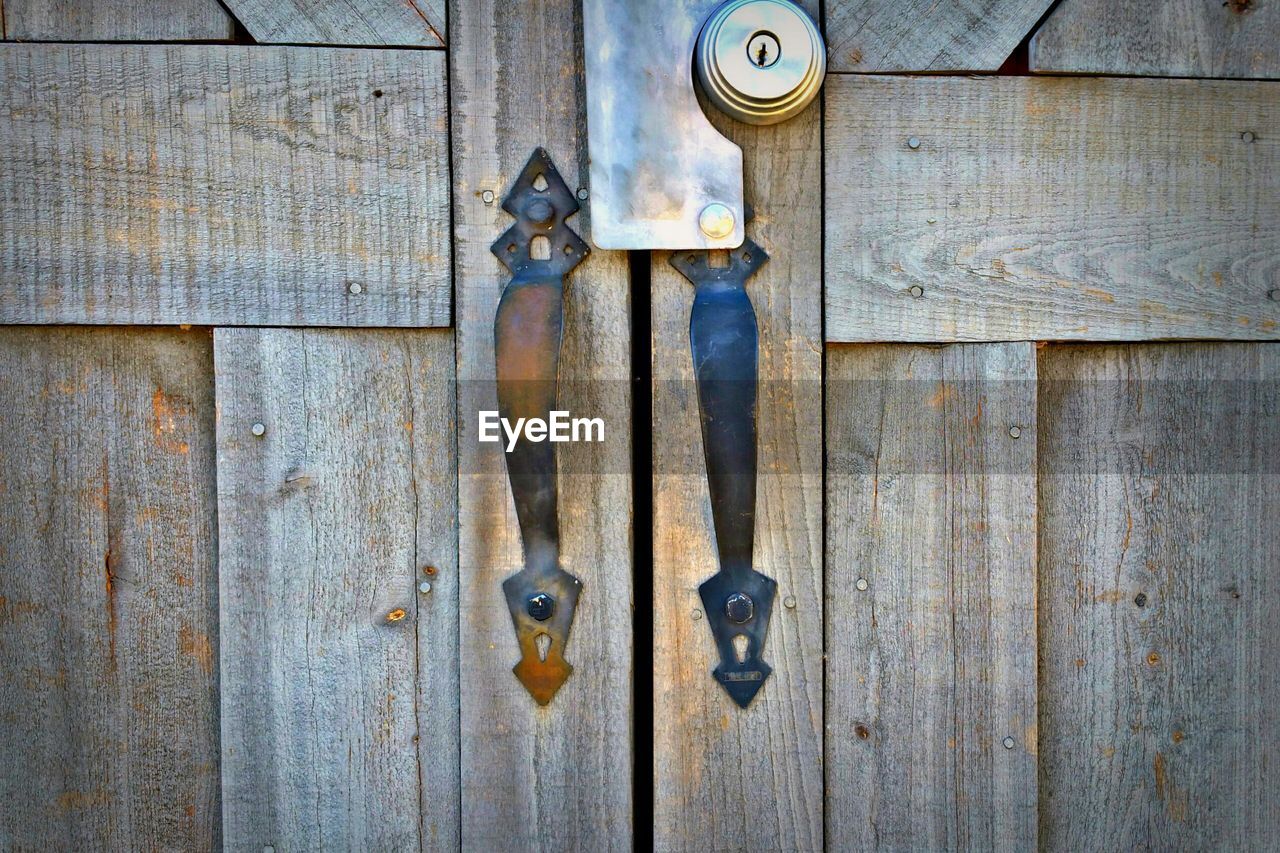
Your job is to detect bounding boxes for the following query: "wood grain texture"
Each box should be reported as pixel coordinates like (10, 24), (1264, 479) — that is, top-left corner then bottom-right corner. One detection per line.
(651, 78), (824, 852)
(826, 0), (1053, 71)
(4, 0), (233, 41)
(825, 343), (1038, 850)
(451, 0), (633, 843)
(1030, 0), (1280, 79)
(0, 44), (450, 327)
(0, 327), (219, 850)
(825, 75), (1280, 343)
(215, 328), (458, 851)
(224, 0), (444, 47)
(1038, 343), (1279, 850)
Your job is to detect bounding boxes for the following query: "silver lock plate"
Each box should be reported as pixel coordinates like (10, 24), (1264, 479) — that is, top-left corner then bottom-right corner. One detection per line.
(583, 0), (745, 250)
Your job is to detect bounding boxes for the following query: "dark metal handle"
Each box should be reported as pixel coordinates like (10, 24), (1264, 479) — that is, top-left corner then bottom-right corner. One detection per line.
(492, 149), (588, 706)
(672, 241), (776, 708)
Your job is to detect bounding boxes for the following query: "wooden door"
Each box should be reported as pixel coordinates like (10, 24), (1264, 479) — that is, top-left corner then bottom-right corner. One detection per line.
(0, 1), (1276, 851)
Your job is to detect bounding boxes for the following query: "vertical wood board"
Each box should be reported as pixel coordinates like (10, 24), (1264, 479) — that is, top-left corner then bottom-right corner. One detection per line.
(223, 0), (445, 47)
(4, 0), (234, 41)
(824, 75), (1280, 342)
(1038, 343), (1279, 850)
(0, 327), (220, 850)
(825, 343), (1039, 850)
(1030, 0), (1280, 79)
(651, 84), (824, 851)
(450, 0), (634, 843)
(826, 0), (1053, 71)
(215, 328), (459, 851)
(0, 44), (451, 327)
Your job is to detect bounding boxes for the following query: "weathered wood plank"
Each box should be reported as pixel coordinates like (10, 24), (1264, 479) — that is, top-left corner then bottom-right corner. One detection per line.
(0, 44), (450, 327)
(1030, 0), (1280, 79)
(223, 0), (444, 48)
(450, 0), (633, 847)
(215, 328), (459, 850)
(652, 74), (824, 853)
(0, 327), (219, 850)
(1038, 343), (1279, 850)
(826, 0), (1053, 71)
(825, 343), (1038, 850)
(825, 75), (1280, 342)
(4, 0), (233, 41)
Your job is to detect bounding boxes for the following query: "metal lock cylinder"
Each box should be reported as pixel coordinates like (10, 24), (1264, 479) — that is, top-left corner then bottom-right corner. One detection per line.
(696, 0), (826, 125)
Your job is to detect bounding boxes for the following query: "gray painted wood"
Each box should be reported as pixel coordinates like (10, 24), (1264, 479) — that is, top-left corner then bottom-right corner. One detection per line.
(0, 327), (219, 850)
(450, 0), (633, 847)
(651, 64), (824, 853)
(4, 0), (233, 41)
(825, 75), (1280, 343)
(825, 343), (1039, 850)
(1038, 343), (1279, 851)
(826, 0), (1053, 71)
(0, 44), (451, 327)
(215, 328), (459, 851)
(1030, 0), (1280, 79)
(224, 0), (444, 47)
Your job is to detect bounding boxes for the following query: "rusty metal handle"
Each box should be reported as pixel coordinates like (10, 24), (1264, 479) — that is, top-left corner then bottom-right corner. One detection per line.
(491, 149), (589, 706)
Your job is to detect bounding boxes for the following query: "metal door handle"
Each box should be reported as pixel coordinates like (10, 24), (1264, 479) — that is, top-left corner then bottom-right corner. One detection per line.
(492, 149), (588, 706)
(672, 241), (776, 708)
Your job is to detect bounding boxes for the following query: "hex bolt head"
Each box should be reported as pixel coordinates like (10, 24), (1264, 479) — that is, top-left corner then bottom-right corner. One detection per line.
(699, 203), (735, 240)
(526, 592), (555, 622)
(907, 136), (921, 150)
(725, 592), (755, 624)
(576, 187), (590, 201)
(250, 422), (266, 437)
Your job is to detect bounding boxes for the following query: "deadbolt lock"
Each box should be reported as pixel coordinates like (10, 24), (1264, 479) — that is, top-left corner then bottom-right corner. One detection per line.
(697, 0), (826, 126)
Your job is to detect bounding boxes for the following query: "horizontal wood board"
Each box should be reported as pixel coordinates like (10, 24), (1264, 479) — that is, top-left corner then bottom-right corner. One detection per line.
(826, 0), (1053, 72)
(215, 328), (459, 850)
(825, 342), (1039, 849)
(825, 75), (1280, 342)
(1038, 342), (1279, 850)
(1030, 0), (1280, 79)
(3, 0), (234, 41)
(223, 0), (445, 47)
(0, 44), (451, 327)
(0, 327), (220, 850)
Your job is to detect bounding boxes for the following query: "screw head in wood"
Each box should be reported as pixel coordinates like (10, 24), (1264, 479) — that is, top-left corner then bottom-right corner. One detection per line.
(1268, 289), (1280, 302)
(419, 581), (432, 594)
(909, 285), (924, 299)
(576, 187), (589, 201)
(783, 595), (796, 609)
(1003, 736), (1015, 750)
(691, 608), (703, 620)
(347, 282), (363, 295)
(250, 422), (266, 437)
(907, 136), (921, 150)
(481, 189), (496, 204)
(1134, 592), (1148, 607)
(1009, 424), (1022, 439)
(1241, 130), (1256, 143)
(855, 577), (869, 592)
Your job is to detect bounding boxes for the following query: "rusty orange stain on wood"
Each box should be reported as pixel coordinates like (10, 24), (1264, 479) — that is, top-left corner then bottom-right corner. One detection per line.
(179, 624), (214, 676)
(151, 387), (191, 454)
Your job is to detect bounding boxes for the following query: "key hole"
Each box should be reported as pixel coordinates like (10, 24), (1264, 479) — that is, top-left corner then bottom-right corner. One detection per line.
(535, 632), (551, 662)
(732, 634), (749, 664)
(531, 235), (551, 261)
(748, 32), (780, 68)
